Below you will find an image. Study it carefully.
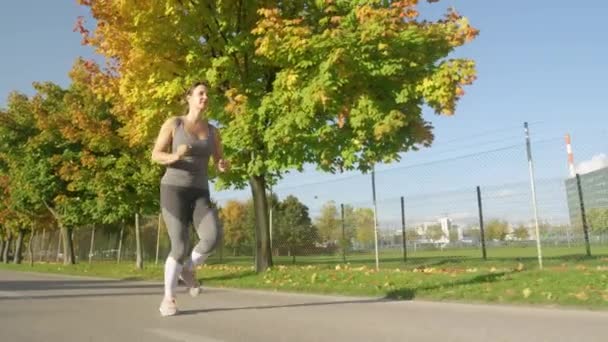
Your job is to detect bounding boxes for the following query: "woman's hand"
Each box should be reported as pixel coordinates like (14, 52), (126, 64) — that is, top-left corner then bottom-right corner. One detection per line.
(175, 144), (191, 159)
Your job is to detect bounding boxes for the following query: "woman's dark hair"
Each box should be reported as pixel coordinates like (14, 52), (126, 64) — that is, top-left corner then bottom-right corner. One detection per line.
(185, 81), (209, 98)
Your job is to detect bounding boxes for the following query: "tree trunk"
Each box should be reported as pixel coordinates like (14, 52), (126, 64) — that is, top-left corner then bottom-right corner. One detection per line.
(88, 225), (96, 264)
(56, 230), (63, 262)
(56, 231), (62, 262)
(0, 239), (4, 262)
(2, 237), (11, 263)
(42, 202), (75, 264)
(61, 226), (76, 265)
(28, 230), (35, 267)
(117, 223), (124, 264)
(39, 228), (46, 262)
(13, 230), (24, 264)
(249, 175), (272, 272)
(135, 213), (143, 270)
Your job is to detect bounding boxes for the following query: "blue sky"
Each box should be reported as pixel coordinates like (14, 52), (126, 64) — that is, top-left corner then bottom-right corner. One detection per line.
(1, 1), (606, 227)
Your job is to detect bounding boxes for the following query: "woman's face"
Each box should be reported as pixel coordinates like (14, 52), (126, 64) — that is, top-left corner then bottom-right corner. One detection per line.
(187, 84), (208, 112)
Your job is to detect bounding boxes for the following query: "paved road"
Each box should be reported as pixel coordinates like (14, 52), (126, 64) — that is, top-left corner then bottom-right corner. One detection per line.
(1, 269), (607, 342)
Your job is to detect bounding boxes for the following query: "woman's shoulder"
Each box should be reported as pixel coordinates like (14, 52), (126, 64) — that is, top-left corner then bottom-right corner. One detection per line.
(162, 116), (183, 129)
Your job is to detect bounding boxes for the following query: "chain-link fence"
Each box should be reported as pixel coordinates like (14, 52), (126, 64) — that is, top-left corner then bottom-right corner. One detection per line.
(3, 124), (607, 267)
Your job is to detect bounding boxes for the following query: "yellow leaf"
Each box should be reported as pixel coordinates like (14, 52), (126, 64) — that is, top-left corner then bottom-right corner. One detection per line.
(574, 291), (589, 301)
(522, 288), (532, 298)
(311, 273), (317, 283)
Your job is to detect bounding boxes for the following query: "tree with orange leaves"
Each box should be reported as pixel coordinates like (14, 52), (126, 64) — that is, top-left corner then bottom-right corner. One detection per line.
(77, 0), (478, 272)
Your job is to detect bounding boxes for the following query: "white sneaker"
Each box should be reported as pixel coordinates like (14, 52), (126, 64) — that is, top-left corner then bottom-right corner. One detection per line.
(159, 297), (178, 317)
(180, 267), (202, 297)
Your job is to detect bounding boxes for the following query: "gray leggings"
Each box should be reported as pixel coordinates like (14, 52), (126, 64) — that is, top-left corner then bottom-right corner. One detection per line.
(160, 184), (222, 264)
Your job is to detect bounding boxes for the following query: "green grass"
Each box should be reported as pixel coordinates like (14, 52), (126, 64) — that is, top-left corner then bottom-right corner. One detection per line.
(2, 245), (608, 309)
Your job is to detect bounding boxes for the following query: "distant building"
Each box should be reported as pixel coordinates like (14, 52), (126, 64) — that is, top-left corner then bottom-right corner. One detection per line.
(564, 166), (608, 228)
(413, 218), (457, 244)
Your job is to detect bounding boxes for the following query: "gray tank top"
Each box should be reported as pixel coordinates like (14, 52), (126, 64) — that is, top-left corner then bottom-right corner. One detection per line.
(160, 117), (215, 190)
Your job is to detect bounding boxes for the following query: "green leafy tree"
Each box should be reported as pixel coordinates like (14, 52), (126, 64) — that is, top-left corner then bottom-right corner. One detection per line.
(587, 208), (608, 234)
(449, 224), (459, 243)
(78, 0), (478, 271)
(426, 224), (445, 242)
(405, 229), (420, 242)
(486, 219), (509, 241)
(339, 204), (356, 253)
(275, 195), (316, 263)
(0, 92), (59, 264)
(315, 201), (339, 243)
(354, 207), (375, 246)
(512, 225), (529, 240)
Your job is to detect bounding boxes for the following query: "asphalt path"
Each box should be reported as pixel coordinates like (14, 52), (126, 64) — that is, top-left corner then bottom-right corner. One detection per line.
(1, 269), (607, 342)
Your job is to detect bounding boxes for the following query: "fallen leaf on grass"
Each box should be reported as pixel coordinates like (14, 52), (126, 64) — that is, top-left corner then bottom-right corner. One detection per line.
(573, 291), (589, 301)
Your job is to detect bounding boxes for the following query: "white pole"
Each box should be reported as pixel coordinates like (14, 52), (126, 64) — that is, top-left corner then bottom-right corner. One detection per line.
(525, 122), (543, 270)
(371, 166), (380, 271)
(88, 225), (95, 264)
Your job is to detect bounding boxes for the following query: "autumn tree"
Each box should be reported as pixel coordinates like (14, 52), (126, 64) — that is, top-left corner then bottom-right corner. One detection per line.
(78, 0), (477, 272)
(219, 199), (252, 256)
(65, 60), (161, 268)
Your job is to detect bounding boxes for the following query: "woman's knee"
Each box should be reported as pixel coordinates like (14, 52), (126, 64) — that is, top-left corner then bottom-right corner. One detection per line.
(194, 222), (222, 255)
(169, 244), (189, 264)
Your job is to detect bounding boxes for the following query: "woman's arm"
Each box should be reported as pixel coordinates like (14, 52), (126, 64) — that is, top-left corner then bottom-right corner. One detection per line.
(151, 118), (189, 165)
(212, 125), (229, 172)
